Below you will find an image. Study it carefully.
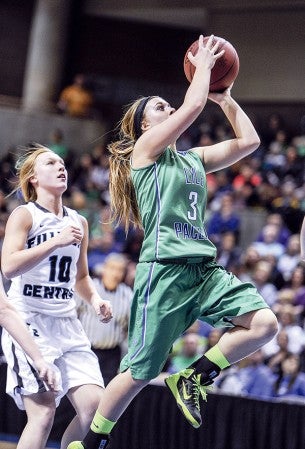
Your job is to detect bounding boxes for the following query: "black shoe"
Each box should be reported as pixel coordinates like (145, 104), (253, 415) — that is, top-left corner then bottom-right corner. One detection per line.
(165, 368), (206, 428)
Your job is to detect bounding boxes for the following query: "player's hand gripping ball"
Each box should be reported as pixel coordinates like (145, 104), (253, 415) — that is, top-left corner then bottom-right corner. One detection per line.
(183, 35), (240, 92)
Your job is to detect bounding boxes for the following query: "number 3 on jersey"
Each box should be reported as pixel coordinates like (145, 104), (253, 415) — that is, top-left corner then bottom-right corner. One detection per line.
(187, 191), (198, 221)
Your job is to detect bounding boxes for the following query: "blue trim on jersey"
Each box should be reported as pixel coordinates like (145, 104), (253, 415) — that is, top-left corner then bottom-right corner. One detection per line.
(153, 163), (161, 259)
(130, 262), (155, 362)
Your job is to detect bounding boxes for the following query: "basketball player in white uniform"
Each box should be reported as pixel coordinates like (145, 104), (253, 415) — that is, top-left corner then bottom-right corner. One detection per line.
(1, 146), (113, 449)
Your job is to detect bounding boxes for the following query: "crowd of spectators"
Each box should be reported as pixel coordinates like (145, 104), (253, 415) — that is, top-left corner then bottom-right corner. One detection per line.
(1, 109), (305, 403)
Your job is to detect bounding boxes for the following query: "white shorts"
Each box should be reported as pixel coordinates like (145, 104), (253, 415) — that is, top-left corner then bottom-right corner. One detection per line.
(1, 312), (104, 410)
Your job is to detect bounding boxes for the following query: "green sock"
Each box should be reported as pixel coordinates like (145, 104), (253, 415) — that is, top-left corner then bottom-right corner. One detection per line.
(204, 344), (230, 369)
(90, 410), (116, 434)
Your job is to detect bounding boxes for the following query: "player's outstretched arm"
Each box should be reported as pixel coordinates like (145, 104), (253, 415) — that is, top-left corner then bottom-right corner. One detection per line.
(193, 85), (260, 173)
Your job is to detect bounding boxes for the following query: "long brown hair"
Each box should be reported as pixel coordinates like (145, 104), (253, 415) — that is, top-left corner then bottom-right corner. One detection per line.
(108, 97), (152, 232)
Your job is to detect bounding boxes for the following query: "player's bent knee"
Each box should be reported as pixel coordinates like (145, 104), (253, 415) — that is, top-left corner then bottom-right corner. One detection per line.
(29, 406), (56, 431)
(260, 309), (278, 341)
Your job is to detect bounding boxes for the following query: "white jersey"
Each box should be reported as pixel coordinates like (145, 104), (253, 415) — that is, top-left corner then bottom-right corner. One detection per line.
(7, 202), (83, 317)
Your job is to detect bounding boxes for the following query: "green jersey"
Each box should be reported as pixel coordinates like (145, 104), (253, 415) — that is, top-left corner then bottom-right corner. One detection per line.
(131, 147), (217, 262)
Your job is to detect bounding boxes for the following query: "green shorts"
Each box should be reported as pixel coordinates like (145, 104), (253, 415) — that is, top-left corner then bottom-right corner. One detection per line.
(120, 259), (268, 380)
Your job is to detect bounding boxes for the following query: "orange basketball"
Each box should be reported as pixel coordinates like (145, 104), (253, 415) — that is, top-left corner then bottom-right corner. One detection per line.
(183, 35), (240, 92)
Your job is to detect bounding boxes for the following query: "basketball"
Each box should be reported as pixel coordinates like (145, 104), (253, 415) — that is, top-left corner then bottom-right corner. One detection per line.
(183, 35), (240, 92)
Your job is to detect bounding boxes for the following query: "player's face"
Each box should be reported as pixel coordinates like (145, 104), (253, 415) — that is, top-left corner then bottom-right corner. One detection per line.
(142, 97), (175, 130)
(30, 151), (68, 193)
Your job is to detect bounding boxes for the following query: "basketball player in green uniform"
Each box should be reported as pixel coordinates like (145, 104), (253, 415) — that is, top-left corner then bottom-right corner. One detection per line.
(68, 34), (278, 449)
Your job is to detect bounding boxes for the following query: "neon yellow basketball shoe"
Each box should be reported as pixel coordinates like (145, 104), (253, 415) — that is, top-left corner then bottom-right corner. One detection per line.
(165, 368), (209, 428)
(67, 436), (110, 449)
(67, 443), (85, 449)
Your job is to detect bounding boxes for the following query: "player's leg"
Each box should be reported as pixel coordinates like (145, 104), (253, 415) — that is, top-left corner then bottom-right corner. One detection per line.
(16, 391), (56, 449)
(165, 308), (278, 429)
(57, 316), (106, 448)
(217, 307), (278, 363)
(2, 322), (59, 448)
(165, 263), (278, 428)
(60, 384), (103, 449)
(69, 261), (199, 447)
(67, 369), (149, 449)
